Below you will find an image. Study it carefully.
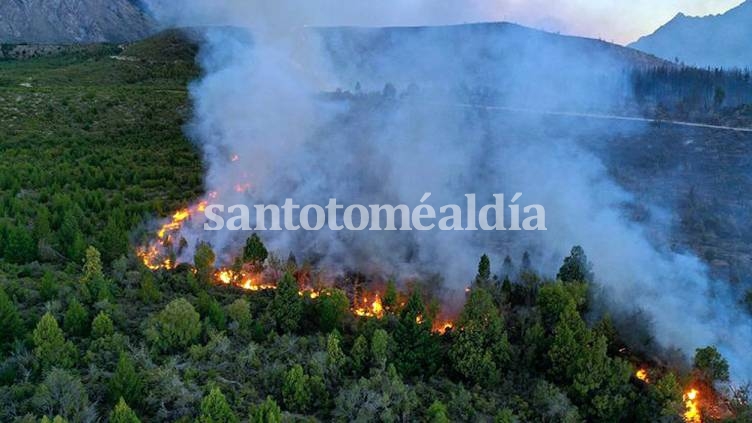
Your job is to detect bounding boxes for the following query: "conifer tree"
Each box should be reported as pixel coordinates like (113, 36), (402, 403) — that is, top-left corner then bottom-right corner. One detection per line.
(33, 312), (76, 370)
(0, 286), (23, 352)
(197, 387), (239, 423)
(110, 398), (141, 423)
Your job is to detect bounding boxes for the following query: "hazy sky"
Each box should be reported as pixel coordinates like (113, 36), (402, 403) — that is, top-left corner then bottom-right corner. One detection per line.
(148, 0), (744, 45)
(475, 0), (744, 44)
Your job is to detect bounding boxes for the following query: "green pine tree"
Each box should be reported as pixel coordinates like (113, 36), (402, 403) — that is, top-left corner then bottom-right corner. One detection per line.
(63, 298), (89, 337)
(243, 233), (268, 268)
(449, 287), (510, 386)
(475, 254), (492, 287)
(268, 272), (302, 333)
(249, 397), (282, 423)
(282, 364), (311, 412)
(394, 289), (440, 378)
(110, 397), (141, 423)
(0, 286), (23, 352)
(197, 387), (238, 423)
(194, 242), (216, 285)
(557, 245), (593, 283)
(109, 353), (144, 406)
(33, 312), (76, 370)
(91, 311), (115, 339)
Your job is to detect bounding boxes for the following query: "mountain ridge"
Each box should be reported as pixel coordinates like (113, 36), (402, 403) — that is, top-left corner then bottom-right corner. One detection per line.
(629, 1), (752, 69)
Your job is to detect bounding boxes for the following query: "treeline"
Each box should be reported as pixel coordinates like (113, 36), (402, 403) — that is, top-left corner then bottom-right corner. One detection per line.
(630, 66), (752, 125)
(1, 240), (746, 422)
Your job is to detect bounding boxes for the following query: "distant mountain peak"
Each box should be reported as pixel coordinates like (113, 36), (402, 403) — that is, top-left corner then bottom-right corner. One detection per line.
(629, 2), (752, 69)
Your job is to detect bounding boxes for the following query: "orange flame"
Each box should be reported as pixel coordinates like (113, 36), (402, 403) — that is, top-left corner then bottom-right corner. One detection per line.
(138, 199), (213, 271)
(433, 321), (454, 334)
(684, 388), (701, 423)
(216, 269), (277, 291)
(636, 368), (649, 383)
(139, 202), (458, 330)
(354, 295), (384, 318)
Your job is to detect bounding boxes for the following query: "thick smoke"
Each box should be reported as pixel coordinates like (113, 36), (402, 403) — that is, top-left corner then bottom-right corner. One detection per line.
(144, 1), (752, 382)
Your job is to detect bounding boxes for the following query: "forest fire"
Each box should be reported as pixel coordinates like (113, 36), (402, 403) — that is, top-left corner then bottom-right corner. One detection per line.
(216, 269), (277, 291)
(631, 367), (712, 422)
(138, 204), (452, 331)
(635, 368), (649, 383)
(433, 321), (454, 334)
(137, 198), (211, 270)
(354, 295), (384, 318)
(684, 388), (701, 423)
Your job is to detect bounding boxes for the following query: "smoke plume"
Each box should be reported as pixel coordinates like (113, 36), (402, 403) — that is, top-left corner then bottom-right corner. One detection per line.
(143, 0), (752, 382)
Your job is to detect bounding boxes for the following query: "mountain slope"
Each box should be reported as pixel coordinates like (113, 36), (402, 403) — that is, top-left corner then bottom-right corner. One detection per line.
(630, 1), (752, 69)
(0, 0), (156, 44)
(319, 22), (671, 111)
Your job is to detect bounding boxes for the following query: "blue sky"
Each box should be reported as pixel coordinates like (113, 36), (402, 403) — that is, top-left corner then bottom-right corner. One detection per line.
(146, 0), (744, 45)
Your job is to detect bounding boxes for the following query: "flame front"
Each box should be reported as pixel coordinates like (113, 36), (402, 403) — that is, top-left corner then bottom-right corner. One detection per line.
(354, 295), (384, 318)
(138, 199), (211, 270)
(635, 368), (649, 383)
(684, 388), (701, 423)
(139, 201), (454, 332)
(433, 321), (453, 334)
(217, 269), (277, 291)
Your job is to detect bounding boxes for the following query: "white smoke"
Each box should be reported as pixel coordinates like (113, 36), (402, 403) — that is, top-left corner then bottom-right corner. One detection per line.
(143, 0), (752, 382)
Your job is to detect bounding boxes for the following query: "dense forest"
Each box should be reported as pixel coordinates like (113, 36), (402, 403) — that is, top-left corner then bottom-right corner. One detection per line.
(0, 31), (751, 422)
(631, 67), (752, 126)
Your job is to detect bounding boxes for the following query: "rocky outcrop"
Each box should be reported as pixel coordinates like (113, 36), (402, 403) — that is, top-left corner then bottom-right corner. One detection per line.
(0, 0), (156, 44)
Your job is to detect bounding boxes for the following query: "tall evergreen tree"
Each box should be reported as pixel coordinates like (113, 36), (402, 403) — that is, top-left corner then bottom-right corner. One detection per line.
(474, 254), (492, 287)
(193, 242), (216, 285)
(91, 311), (115, 339)
(268, 272), (302, 333)
(449, 287), (511, 386)
(249, 397), (282, 423)
(694, 346), (730, 383)
(557, 245), (593, 283)
(110, 398), (141, 423)
(0, 286), (23, 352)
(5, 225), (36, 264)
(371, 329), (390, 370)
(32, 312), (76, 370)
(243, 233), (268, 269)
(197, 387), (238, 423)
(100, 214), (128, 265)
(63, 298), (89, 337)
(382, 280), (399, 313)
(316, 288), (349, 332)
(394, 289), (440, 378)
(282, 364), (311, 413)
(109, 353), (144, 407)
